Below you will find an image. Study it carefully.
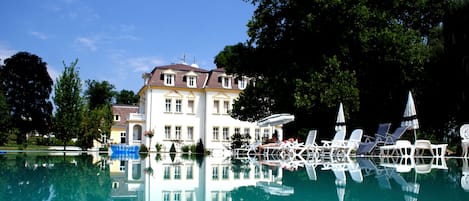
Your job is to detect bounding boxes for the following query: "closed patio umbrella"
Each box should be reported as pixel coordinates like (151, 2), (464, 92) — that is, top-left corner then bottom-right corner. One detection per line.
(401, 91), (419, 142)
(335, 102), (346, 134)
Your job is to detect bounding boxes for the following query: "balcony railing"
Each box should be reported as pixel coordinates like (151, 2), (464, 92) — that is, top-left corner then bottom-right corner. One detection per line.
(128, 113), (145, 121)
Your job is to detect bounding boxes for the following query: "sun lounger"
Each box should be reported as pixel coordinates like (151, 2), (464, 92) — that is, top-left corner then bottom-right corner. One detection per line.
(363, 123), (391, 143)
(461, 124), (469, 158)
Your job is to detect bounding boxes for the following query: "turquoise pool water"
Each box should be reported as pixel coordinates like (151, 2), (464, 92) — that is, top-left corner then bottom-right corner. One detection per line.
(1, 152), (468, 201)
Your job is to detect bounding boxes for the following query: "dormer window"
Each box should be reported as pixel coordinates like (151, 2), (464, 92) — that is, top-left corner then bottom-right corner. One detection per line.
(218, 73), (232, 89)
(238, 78), (247, 90)
(162, 69), (176, 86)
(188, 76), (196, 88)
(222, 77), (231, 88)
(184, 71), (198, 88)
(164, 74), (175, 86)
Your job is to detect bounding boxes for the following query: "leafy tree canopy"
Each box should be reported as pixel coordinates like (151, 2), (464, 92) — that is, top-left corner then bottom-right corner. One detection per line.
(53, 59), (83, 148)
(216, 0), (446, 136)
(115, 89), (139, 105)
(0, 51), (53, 144)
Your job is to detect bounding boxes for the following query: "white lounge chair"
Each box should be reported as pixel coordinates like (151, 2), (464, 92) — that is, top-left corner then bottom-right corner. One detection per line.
(321, 130), (346, 156)
(340, 129), (364, 156)
(460, 124), (469, 158)
(294, 130), (319, 159)
(234, 141), (261, 156)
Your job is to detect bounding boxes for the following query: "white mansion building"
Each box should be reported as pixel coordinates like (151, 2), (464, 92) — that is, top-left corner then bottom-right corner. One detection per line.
(111, 63), (273, 155)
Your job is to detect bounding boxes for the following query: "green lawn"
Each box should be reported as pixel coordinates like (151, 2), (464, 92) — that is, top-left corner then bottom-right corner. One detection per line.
(0, 144), (51, 151)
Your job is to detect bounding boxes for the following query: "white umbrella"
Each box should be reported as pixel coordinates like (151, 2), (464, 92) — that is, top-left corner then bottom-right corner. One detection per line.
(257, 113), (295, 127)
(335, 102), (346, 134)
(401, 91), (419, 142)
(258, 113), (295, 141)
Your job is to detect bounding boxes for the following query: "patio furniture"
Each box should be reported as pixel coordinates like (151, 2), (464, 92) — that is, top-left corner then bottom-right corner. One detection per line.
(379, 140), (414, 157)
(460, 124), (469, 158)
(295, 130), (320, 159)
(321, 130), (346, 156)
(414, 140), (447, 157)
(234, 141), (261, 157)
(357, 125), (410, 156)
(340, 129), (364, 156)
(364, 123), (391, 143)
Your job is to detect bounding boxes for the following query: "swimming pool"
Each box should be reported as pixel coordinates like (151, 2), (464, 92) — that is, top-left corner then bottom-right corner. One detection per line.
(0, 152), (468, 201)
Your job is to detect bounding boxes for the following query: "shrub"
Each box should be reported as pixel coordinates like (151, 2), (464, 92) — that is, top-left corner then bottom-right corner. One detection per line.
(155, 142), (162, 152)
(169, 143), (176, 153)
(139, 144), (148, 153)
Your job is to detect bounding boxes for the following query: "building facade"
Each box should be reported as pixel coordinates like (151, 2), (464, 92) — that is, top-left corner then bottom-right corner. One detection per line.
(121, 63), (271, 155)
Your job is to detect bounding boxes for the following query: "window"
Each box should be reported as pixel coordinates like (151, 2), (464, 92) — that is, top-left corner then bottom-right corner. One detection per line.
(243, 169), (250, 179)
(212, 127), (219, 140)
(120, 161), (126, 172)
(254, 166), (260, 179)
(222, 127), (229, 140)
(187, 127), (193, 140)
(186, 191), (194, 201)
(223, 101), (229, 114)
(164, 74), (175, 86)
(175, 126), (181, 139)
(165, 99), (172, 112)
(175, 99), (182, 113)
(222, 77), (231, 88)
(165, 126), (171, 139)
(163, 191), (170, 201)
(222, 166), (229, 179)
(120, 132), (126, 143)
(234, 171), (240, 179)
(238, 78), (247, 89)
(114, 115), (120, 121)
(174, 192), (181, 201)
(187, 100), (194, 113)
(263, 129), (270, 140)
(234, 128), (240, 136)
(212, 166), (219, 180)
(211, 192), (219, 201)
(174, 166), (181, 179)
(164, 166), (171, 179)
(255, 129), (260, 140)
(188, 76), (196, 88)
(213, 100), (219, 114)
(186, 166), (193, 179)
(244, 128), (250, 137)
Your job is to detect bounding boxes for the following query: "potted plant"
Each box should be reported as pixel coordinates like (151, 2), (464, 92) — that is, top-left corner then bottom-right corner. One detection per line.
(144, 130), (154, 151)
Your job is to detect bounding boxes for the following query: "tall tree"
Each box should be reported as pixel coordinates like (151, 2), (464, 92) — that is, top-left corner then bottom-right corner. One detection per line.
(0, 52), (53, 144)
(0, 88), (10, 145)
(216, 0), (445, 137)
(78, 80), (115, 149)
(115, 89), (139, 105)
(53, 59), (84, 149)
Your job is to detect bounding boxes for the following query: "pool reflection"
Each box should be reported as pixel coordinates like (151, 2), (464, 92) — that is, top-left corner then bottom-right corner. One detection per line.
(1, 152), (469, 201)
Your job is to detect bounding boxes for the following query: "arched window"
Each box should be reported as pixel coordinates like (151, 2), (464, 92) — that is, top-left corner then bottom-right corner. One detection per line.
(133, 125), (142, 140)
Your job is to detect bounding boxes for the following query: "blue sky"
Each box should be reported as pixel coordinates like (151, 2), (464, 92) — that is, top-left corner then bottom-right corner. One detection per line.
(0, 0), (255, 93)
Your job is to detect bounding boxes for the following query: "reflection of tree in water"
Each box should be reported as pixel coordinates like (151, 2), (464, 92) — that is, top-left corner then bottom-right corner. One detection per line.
(0, 154), (111, 201)
(230, 158), (251, 174)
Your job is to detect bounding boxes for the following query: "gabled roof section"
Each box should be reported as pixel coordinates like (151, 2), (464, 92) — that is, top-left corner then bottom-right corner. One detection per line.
(147, 64), (209, 88)
(112, 104), (139, 128)
(205, 67), (243, 90)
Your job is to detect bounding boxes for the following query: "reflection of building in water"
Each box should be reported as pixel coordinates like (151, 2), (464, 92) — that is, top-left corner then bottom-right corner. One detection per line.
(108, 153), (280, 201)
(108, 155), (145, 200)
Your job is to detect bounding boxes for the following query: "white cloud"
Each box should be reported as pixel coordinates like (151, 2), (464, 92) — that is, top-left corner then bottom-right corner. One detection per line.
(30, 31), (48, 40)
(0, 44), (16, 63)
(75, 37), (97, 51)
(47, 66), (60, 82)
(125, 56), (165, 73)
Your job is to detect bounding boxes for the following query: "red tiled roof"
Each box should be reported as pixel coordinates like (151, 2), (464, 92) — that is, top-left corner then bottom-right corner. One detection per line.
(112, 104), (138, 128)
(147, 64), (243, 90)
